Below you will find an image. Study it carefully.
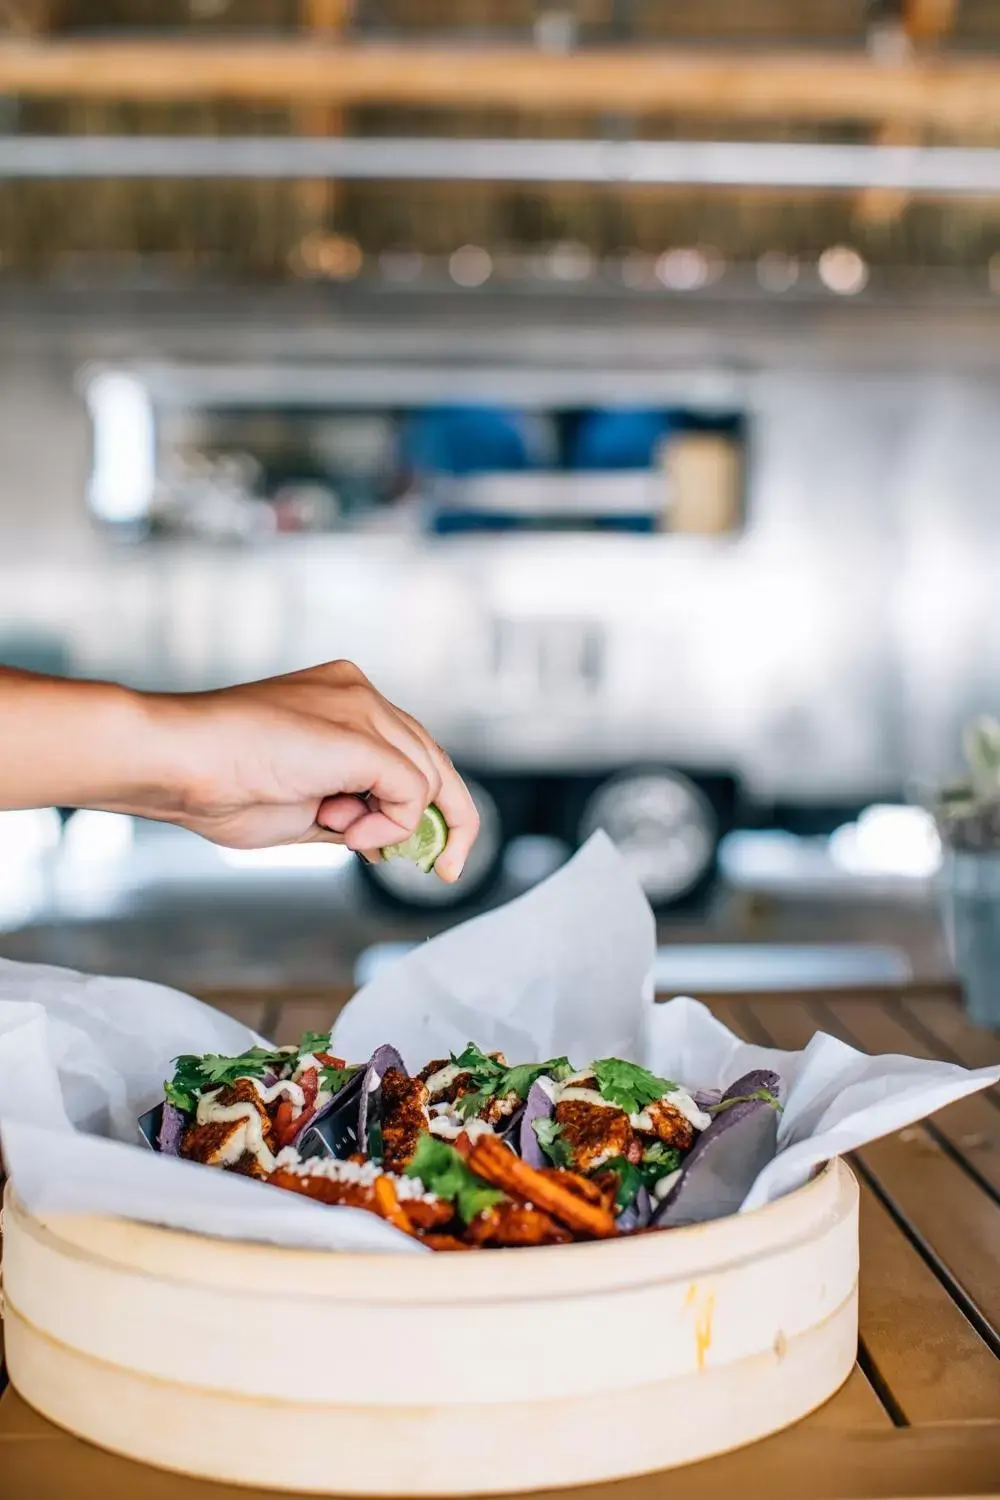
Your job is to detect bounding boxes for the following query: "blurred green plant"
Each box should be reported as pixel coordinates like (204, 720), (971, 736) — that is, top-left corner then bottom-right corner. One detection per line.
(936, 716), (1000, 853)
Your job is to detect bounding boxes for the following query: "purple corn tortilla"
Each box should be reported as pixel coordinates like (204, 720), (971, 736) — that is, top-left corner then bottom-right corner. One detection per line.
(157, 1103), (187, 1156)
(716, 1068), (782, 1104)
(652, 1069), (781, 1229)
(617, 1184), (652, 1232)
(356, 1043), (407, 1154)
(519, 1079), (555, 1168)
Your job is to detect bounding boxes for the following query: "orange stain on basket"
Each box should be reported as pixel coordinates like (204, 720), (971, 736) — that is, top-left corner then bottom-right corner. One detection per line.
(683, 1284), (715, 1371)
(694, 1293), (716, 1371)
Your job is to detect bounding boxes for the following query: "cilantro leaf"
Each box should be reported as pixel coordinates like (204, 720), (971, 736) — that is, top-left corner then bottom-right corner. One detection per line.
(639, 1141), (681, 1189)
(198, 1046), (284, 1086)
(532, 1116), (572, 1168)
(451, 1044), (505, 1083)
(164, 1043), (287, 1110)
(321, 1064), (359, 1096)
(500, 1057), (572, 1102)
(711, 1088), (782, 1114)
(600, 1156), (644, 1212)
(452, 1057), (572, 1122)
(448, 1054), (573, 1124)
(453, 1086), (495, 1121)
(297, 1030), (333, 1057)
(404, 1133), (505, 1225)
(642, 1140), (681, 1168)
(598, 1145), (682, 1211)
(591, 1058), (678, 1116)
(456, 1180), (507, 1225)
(163, 1079), (195, 1115)
(164, 1054), (215, 1114)
(367, 1120), (384, 1163)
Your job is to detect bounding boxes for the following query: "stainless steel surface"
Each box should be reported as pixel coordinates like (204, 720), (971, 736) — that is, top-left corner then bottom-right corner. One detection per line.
(0, 296), (998, 816)
(2, 136), (1000, 193)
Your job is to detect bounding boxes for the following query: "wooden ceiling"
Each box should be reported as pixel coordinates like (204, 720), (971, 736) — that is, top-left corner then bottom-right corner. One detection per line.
(2, 0), (999, 287)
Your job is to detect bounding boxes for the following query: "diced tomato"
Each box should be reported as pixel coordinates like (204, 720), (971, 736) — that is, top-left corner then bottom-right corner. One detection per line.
(316, 1052), (345, 1070)
(273, 1068), (322, 1149)
(273, 1099), (298, 1147)
(299, 1067), (320, 1113)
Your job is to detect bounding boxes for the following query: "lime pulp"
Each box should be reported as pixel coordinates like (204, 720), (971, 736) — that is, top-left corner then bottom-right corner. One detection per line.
(380, 804), (449, 874)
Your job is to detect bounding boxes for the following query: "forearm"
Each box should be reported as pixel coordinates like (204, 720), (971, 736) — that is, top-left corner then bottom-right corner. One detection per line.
(0, 668), (184, 817)
(0, 661), (479, 873)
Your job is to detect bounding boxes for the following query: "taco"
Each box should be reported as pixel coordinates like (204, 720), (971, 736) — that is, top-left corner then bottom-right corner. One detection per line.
(523, 1057), (713, 1220)
(141, 1032), (365, 1178)
(652, 1069), (782, 1227)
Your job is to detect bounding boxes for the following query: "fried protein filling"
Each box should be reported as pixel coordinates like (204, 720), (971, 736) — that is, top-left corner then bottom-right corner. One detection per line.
(164, 1037), (718, 1251)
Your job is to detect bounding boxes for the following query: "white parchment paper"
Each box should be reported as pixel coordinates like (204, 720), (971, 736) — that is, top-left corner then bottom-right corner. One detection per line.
(1, 833), (997, 1251)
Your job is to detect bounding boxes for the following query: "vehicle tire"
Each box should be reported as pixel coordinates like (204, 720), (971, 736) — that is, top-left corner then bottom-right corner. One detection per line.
(572, 767), (720, 910)
(354, 774), (507, 914)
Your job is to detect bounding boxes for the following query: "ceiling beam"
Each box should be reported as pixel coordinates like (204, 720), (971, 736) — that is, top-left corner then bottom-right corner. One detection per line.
(1, 135), (998, 193)
(1, 40), (1000, 129)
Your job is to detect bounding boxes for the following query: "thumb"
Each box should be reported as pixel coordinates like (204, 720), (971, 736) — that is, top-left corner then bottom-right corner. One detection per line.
(316, 794), (370, 835)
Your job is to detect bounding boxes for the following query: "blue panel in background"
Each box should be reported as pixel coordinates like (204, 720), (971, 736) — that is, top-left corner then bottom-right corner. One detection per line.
(401, 406), (533, 476)
(570, 409), (672, 472)
(429, 512), (656, 535)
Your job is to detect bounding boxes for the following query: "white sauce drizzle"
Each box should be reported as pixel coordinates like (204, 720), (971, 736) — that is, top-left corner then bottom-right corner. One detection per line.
(196, 1092), (277, 1172)
(424, 1062), (464, 1096)
(428, 1114), (494, 1143)
(247, 1077), (307, 1115)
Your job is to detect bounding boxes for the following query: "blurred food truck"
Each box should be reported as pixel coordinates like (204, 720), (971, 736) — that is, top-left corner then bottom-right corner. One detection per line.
(1, 297), (998, 909)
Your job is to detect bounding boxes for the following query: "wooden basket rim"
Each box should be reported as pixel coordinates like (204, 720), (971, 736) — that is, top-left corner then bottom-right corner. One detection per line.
(4, 1159), (855, 1304)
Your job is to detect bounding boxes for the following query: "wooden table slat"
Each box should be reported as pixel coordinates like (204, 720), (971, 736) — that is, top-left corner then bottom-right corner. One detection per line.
(900, 995), (1000, 1075)
(804, 1363), (894, 1430)
(818, 998), (1000, 1199)
(855, 1178), (1000, 1425)
(851, 1130), (1000, 1346)
(746, 997), (1000, 1346)
(3, 1393), (1000, 1500)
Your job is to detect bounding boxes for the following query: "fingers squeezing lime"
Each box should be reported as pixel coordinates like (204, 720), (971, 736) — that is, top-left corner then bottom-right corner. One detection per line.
(380, 804), (449, 875)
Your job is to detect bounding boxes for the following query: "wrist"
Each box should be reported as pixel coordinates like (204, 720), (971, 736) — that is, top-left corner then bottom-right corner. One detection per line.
(116, 689), (214, 824)
(64, 682), (193, 822)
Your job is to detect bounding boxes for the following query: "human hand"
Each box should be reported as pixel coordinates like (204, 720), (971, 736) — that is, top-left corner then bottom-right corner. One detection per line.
(150, 661), (479, 882)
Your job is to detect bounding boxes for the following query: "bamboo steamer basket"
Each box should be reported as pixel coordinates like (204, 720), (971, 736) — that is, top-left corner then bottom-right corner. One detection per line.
(1, 1161), (859, 1495)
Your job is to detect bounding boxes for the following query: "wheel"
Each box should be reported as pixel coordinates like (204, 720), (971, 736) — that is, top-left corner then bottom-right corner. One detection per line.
(573, 767), (719, 908)
(354, 774), (507, 913)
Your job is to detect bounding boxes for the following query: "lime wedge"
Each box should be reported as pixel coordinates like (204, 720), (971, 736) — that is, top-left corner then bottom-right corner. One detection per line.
(380, 804), (449, 875)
